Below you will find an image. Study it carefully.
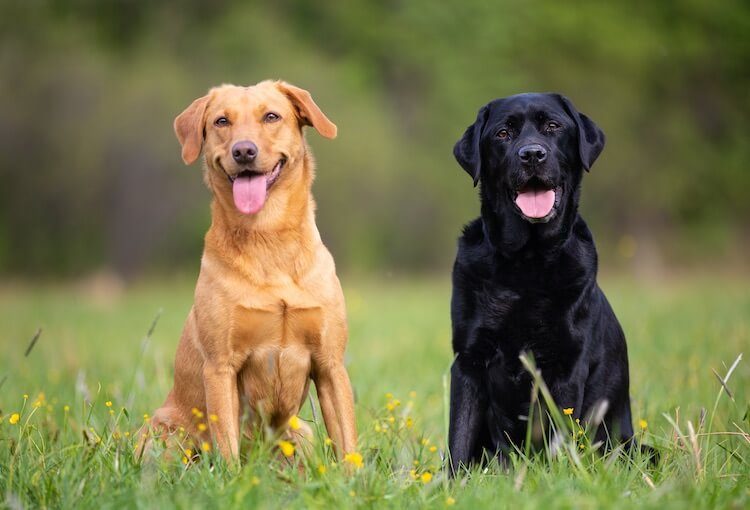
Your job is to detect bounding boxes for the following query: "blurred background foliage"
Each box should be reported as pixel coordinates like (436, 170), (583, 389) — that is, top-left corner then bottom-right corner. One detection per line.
(0, 0), (748, 280)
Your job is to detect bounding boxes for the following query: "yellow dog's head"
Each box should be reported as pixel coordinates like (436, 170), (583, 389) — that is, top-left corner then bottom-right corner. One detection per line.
(174, 81), (336, 215)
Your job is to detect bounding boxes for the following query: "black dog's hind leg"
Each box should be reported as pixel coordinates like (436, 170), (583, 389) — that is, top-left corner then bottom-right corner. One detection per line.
(448, 358), (487, 476)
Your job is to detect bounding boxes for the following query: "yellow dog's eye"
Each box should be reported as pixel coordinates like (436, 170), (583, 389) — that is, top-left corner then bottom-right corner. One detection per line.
(214, 116), (230, 127)
(263, 112), (281, 123)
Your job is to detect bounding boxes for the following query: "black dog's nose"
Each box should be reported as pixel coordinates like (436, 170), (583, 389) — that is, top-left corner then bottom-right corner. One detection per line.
(232, 141), (258, 164)
(518, 144), (547, 164)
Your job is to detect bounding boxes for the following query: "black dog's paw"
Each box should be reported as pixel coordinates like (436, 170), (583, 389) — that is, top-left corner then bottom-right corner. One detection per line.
(625, 439), (660, 466)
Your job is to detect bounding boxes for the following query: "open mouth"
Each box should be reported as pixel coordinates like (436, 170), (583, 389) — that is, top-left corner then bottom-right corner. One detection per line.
(229, 157), (286, 215)
(512, 177), (562, 223)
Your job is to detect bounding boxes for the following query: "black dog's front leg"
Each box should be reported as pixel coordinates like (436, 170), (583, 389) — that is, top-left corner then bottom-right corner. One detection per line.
(448, 356), (487, 476)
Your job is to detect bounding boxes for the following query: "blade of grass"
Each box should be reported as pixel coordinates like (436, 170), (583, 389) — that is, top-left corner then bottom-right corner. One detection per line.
(24, 327), (42, 357)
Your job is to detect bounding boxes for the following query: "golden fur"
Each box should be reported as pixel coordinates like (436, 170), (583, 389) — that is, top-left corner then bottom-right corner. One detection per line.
(149, 80), (357, 462)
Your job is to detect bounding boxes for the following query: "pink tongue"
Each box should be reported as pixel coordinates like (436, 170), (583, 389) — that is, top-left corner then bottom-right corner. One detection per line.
(232, 174), (267, 215)
(515, 189), (555, 218)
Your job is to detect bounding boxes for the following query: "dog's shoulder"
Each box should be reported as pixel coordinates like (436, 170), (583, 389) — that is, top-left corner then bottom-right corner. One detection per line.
(460, 217), (485, 246)
(455, 218), (492, 268)
(557, 215), (598, 276)
(453, 218), (497, 291)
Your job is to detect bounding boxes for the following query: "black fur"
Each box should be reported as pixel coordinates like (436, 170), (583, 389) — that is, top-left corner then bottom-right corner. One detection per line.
(448, 93), (634, 474)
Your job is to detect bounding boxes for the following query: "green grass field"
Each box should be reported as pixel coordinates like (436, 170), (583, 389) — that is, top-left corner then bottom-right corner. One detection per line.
(0, 276), (748, 509)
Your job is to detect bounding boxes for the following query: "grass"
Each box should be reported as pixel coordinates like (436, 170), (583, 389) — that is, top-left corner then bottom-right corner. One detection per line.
(0, 275), (748, 509)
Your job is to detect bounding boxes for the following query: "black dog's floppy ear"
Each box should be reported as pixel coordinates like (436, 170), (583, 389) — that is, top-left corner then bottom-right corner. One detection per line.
(557, 95), (605, 171)
(453, 105), (489, 186)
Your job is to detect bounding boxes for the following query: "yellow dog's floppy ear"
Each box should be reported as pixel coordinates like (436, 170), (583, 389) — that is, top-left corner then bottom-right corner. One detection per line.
(277, 82), (337, 139)
(174, 95), (211, 164)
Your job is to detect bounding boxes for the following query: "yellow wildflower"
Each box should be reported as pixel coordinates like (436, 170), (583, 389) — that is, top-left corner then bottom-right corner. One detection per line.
(639, 419), (648, 430)
(421, 437), (430, 446)
(563, 408), (574, 416)
(9, 413), (20, 425)
(209, 414), (218, 423)
(446, 496), (456, 506)
(124, 431), (130, 437)
(409, 469), (417, 480)
(317, 464), (327, 475)
(393, 399), (401, 407)
(405, 417), (414, 429)
(143, 414), (150, 421)
(109, 410), (115, 416)
(278, 440), (295, 457)
(63, 405), (70, 412)
(288, 415), (301, 431)
(374, 423), (382, 432)
(385, 392), (393, 400)
(344, 452), (364, 469)
(409, 391), (417, 399)
(201, 441), (211, 452)
(388, 415), (395, 423)
(386, 402), (395, 411)
(105, 401), (112, 407)
(185, 448), (193, 457)
(324, 437), (333, 446)
(182, 456), (188, 464)
(420, 472), (433, 483)
(349, 491), (356, 498)
(251, 476), (260, 486)
(191, 408), (204, 419)
(429, 445), (438, 453)
(23, 394), (28, 400)
(197, 423), (207, 432)
(579, 443), (585, 449)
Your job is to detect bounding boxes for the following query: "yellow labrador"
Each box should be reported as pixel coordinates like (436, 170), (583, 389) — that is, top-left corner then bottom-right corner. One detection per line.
(149, 81), (357, 462)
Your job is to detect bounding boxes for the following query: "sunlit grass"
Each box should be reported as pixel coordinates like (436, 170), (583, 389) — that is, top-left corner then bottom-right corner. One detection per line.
(0, 276), (748, 508)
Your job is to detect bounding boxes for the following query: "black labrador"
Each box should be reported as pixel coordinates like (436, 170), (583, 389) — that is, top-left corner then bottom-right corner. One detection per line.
(448, 93), (635, 473)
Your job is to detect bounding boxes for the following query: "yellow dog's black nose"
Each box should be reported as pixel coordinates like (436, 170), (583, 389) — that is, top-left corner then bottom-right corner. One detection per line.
(232, 140), (258, 164)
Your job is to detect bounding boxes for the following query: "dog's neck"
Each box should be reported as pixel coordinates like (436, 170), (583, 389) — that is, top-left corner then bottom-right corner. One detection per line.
(480, 189), (581, 260)
(203, 151), (320, 279)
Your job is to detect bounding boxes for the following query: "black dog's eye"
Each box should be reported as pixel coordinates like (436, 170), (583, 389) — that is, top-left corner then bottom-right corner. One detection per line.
(263, 112), (281, 123)
(497, 129), (510, 141)
(545, 121), (560, 133)
(214, 116), (230, 127)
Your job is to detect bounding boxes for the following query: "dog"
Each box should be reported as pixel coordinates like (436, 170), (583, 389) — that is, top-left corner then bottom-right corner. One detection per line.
(448, 93), (635, 473)
(149, 81), (357, 462)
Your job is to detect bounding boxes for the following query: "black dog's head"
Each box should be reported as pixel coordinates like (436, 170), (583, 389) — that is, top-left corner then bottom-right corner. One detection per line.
(454, 93), (604, 247)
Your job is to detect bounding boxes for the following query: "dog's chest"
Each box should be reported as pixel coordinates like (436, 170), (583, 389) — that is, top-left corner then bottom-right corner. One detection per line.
(229, 295), (324, 419)
(230, 298), (324, 352)
(472, 283), (579, 367)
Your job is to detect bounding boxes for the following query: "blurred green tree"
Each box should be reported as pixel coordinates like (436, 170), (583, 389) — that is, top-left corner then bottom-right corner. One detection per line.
(0, 0), (747, 278)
